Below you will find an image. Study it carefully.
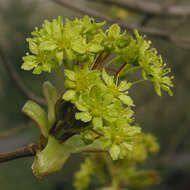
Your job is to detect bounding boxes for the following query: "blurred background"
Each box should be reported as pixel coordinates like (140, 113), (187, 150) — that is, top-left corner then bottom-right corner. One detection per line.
(0, 0), (190, 189)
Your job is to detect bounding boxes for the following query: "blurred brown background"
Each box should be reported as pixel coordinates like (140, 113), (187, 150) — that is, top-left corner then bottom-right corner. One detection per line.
(0, 0), (190, 189)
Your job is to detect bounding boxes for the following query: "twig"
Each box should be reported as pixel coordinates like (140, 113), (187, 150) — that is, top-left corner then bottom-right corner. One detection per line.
(140, 15), (154, 26)
(92, 51), (104, 70)
(0, 144), (108, 163)
(0, 126), (26, 138)
(100, 52), (111, 65)
(0, 144), (38, 163)
(161, 0), (178, 11)
(114, 62), (128, 79)
(100, 0), (190, 17)
(51, 0), (168, 38)
(106, 67), (117, 73)
(0, 44), (46, 105)
(51, 0), (190, 49)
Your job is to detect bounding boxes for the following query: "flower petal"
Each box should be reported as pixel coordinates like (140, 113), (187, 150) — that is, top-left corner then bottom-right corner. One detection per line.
(119, 95), (134, 106)
(102, 69), (114, 86)
(62, 90), (76, 101)
(92, 117), (103, 130)
(64, 69), (76, 81)
(118, 81), (131, 91)
(75, 112), (92, 122)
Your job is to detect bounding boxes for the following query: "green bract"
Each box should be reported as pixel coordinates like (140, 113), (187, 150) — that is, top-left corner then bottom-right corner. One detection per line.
(21, 15), (173, 187)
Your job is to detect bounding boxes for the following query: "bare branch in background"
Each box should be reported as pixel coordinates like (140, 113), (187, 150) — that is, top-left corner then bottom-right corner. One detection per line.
(162, 0), (178, 10)
(0, 125), (26, 138)
(0, 44), (46, 105)
(51, 0), (190, 49)
(140, 15), (154, 26)
(100, 0), (190, 17)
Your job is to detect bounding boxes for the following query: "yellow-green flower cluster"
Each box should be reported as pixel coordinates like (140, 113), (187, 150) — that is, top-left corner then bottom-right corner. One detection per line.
(63, 65), (138, 160)
(74, 133), (160, 190)
(22, 16), (105, 74)
(22, 16), (173, 160)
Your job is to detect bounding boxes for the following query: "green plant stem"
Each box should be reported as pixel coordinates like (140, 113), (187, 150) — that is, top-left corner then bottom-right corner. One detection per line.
(126, 66), (141, 73)
(131, 79), (148, 86)
(81, 148), (108, 153)
(120, 66), (142, 78)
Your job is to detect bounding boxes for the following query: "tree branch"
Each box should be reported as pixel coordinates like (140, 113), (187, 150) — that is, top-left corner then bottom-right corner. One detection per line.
(0, 144), (38, 163)
(51, 0), (190, 49)
(0, 143), (108, 163)
(162, 0), (178, 10)
(115, 62), (128, 79)
(0, 44), (46, 105)
(0, 125), (26, 138)
(100, 0), (190, 17)
(140, 15), (155, 26)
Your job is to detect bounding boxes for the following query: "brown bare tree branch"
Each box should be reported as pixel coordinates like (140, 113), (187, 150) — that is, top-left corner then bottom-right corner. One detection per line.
(0, 144), (38, 163)
(51, 0), (190, 49)
(162, 0), (178, 10)
(0, 125), (26, 138)
(0, 143), (107, 163)
(100, 0), (190, 17)
(0, 44), (46, 105)
(140, 15), (154, 26)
